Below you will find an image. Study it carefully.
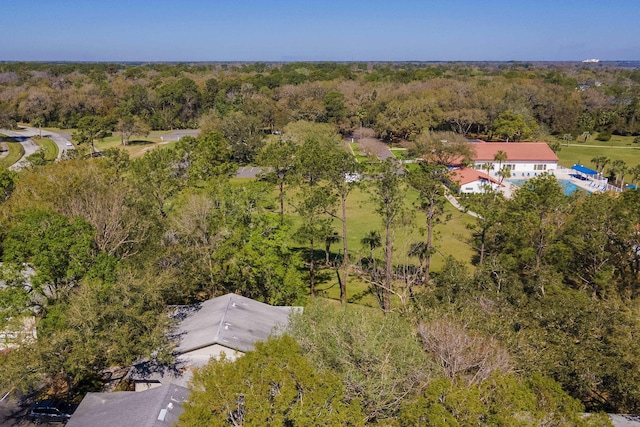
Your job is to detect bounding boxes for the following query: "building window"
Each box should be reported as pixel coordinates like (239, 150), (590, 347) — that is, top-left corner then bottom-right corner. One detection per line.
(534, 164), (547, 171)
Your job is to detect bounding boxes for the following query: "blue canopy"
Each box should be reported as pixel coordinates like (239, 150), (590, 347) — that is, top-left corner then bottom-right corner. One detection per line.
(572, 164), (598, 175)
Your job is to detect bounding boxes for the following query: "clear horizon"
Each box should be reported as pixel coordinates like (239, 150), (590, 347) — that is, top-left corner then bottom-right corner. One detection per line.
(3, 0), (639, 62)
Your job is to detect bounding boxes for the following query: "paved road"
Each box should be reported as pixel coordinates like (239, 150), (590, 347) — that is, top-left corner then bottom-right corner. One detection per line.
(150, 129), (200, 142)
(0, 127), (74, 170)
(21, 126), (74, 161)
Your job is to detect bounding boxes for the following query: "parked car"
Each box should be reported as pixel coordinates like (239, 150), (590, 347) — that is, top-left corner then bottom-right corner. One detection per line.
(26, 400), (73, 424)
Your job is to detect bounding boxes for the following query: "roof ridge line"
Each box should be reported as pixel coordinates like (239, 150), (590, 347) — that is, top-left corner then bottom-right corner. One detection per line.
(214, 294), (234, 343)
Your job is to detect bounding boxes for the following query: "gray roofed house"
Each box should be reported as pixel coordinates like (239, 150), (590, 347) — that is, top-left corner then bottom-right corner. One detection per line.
(129, 293), (302, 391)
(66, 383), (189, 427)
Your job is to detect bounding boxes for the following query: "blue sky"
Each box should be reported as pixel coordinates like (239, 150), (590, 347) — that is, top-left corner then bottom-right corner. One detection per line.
(3, 0), (639, 61)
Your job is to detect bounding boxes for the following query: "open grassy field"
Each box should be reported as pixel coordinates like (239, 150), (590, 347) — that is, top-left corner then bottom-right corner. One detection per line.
(277, 183), (476, 304)
(92, 134), (167, 158)
(0, 135), (24, 168)
(551, 135), (640, 169)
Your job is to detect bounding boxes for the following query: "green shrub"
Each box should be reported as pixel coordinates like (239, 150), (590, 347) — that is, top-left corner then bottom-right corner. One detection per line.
(596, 131), (611, 141)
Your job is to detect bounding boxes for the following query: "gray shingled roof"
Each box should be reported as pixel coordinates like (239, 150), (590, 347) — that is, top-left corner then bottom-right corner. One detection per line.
(127, 294), (302, 386)
(66, 384), (189, 427)
(173, 293), (301, 354)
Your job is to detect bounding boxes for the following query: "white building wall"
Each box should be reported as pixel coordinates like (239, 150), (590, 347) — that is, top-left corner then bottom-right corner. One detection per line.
(459, 179), (501, 194)
(473, 161), (557, 178)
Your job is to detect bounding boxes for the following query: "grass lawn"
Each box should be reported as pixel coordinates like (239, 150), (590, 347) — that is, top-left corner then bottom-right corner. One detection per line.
(279, 183), (476, 305)
(35, 137), (58, 161)
(350, 142), (373, 162)
(552, 135), (640, 169)
(0, 135), (24, 168)
(390, 148), (408, 160)
(92, 134), (166, 158)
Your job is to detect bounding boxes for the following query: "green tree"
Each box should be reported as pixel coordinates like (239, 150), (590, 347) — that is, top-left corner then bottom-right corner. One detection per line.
(559, 193), (617, 297)
(323, 90), (347, 125)
(155, 77), (201, 128)
(289, 300), (431, 423)
(293, 186), (335, 297)
(2, 209), (96, 300)
(0, 167), (17, 202)
(398, 374), (606, 427)
(493, 149), (507, 170)
(407, 161), (450, 285)
(256, 139), (297, 222)
(492, 110), (536, 142)
(179, 335), (364, 427)
(463, 191), (505, 265)
(369, 159), (407, 311)
(73, 115), (112, 154)
(0, 268), (170, 397)
(610, 159), (628, 188)
(174, 131), (236, 184)
(324, 149), (359, 304)
(218, 111), (264, 164)
(116, 113), (149, 146)
(414, 130), (474, 166)
(590, 156), (608, 175)
(492, 174), (568, 295)
(129, 147), (186, 218)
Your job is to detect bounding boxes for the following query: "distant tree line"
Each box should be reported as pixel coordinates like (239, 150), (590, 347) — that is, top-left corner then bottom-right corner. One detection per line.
(2, 61), (640, 159)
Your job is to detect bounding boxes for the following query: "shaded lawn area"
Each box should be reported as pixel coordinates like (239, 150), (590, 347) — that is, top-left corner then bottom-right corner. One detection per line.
(275, 184), (476, 305)
(93, 135), (164, 158)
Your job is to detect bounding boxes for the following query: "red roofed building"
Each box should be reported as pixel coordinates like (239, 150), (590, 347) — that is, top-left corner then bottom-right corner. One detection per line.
(451, 167), (503, 194)
(470, 142), (558, 178)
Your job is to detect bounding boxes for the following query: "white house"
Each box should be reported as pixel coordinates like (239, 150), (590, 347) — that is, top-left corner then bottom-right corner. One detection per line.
(450, 167), (503, 194)
(470, 142), (558, 178)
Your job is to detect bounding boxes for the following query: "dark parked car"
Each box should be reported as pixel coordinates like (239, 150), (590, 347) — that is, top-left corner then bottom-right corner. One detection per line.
(26, 400), (73, 424)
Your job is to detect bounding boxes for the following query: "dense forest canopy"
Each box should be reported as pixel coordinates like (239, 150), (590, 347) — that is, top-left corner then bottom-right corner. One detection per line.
(2, 61), (640, 150)
(2, 61), (640, 425)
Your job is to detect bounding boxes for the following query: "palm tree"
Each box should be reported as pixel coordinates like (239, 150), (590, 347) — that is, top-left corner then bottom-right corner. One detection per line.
(324, 232), (341, 266)
(590, 156), (605, 174)
(498, 166), (511, 184)
(493, 150), (507, 172)
(611, 159), (628, 189)
(482, 162), (494, 176)
(599, 157), (610, 176)
(629, 165), (640, 187)
(408, 241), (431, 284)
(361, 230), (381, 261)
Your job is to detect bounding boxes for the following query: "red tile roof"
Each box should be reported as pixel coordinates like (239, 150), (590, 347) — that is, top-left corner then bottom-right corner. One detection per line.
(470, 142), (558, 162)
(451, 167), (503, 187)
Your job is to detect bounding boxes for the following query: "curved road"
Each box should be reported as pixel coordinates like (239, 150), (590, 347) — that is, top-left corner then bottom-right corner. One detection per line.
(0, 126), (74, 170)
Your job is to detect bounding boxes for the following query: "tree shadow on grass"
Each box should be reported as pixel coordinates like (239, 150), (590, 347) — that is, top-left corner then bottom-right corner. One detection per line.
(128, 139), (155, 146)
